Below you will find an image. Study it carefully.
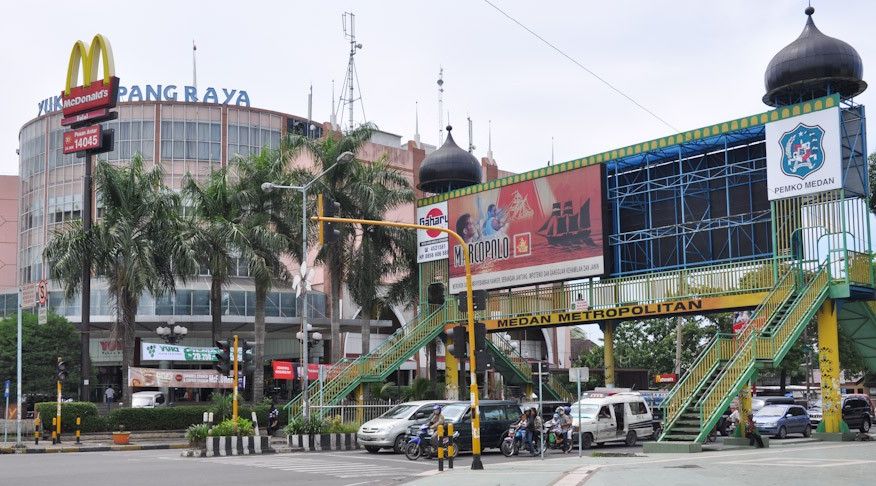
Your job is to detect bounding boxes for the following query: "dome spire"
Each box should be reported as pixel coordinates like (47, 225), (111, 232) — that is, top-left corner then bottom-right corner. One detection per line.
(417, 124), (482, 194)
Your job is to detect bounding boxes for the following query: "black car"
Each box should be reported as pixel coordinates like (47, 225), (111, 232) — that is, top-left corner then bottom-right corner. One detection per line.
(809, 395), (873, 432)
(440, 400), (523, 451)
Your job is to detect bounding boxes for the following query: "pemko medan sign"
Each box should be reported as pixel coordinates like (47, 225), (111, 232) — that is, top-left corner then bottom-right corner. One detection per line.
(60, 34), (119, 155)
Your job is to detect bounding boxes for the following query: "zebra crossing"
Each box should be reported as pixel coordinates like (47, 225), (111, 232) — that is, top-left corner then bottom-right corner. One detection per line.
(201, 453), (427, 479)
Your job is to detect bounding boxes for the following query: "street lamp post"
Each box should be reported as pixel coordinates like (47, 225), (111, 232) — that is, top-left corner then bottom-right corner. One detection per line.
(156, 321), (187, 401)
(261, 150), (354, 418)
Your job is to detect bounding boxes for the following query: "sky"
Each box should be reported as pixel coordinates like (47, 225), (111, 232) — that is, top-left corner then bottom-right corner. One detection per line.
(1, 0), (874, 177)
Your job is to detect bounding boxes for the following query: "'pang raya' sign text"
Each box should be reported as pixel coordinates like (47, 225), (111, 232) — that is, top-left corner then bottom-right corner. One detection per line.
(447, 164), (605, 292)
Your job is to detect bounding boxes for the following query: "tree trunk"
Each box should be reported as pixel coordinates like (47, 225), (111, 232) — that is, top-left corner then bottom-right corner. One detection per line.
(119, 292), (138, 408)
(361, 306), (371, 356)
(779, 368), (787, 395)
(329, 248), (342, 363)
(210, 276), (222, 344)
(253, 283), (267, 403)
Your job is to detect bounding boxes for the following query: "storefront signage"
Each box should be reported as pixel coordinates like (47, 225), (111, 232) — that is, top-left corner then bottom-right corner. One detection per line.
(40, 84), (251, 117)
(272, 361), (294, 380)
(140, 342), (219, 362)
(416, 201), (449, 263)
(63, 125), (103, 154)
(483, 292), (767, 331)
(654, 373), (677, 384)
(128, 367), (233, 389)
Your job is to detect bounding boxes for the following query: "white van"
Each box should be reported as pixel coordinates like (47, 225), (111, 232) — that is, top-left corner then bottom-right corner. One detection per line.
(569, 391), (655, 447)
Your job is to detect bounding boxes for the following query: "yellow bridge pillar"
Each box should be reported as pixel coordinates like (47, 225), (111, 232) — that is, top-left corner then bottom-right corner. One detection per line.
(815, 299), (849, 439)
(734, 382), (752, 438)
(356, 383), (365, 424)
(603, 321), (615, 388)
(444, 344), (459, 400)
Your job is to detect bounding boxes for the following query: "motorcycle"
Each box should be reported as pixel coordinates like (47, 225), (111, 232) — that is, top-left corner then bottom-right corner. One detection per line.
(404, 424), (459, 461)
(542, 418), (573, 453)
(501, 425), (543, 457)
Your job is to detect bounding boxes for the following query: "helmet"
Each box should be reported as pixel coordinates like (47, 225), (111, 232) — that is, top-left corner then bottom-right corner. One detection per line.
(556, 406), (565, 414)
(433, 405), (442, 412)
(553, 413), (559, 420)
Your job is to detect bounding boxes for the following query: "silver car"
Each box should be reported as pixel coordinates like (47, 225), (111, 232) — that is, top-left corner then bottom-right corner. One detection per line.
(358, 400), (454, 453)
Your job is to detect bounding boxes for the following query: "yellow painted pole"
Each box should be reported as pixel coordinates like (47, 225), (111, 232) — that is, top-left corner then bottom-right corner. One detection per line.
(56, 379), (62, 442)
(444, 346), (459, 399)
(816, 299), (843, 434)
(313, 215), (485, 470)
(356, 384), (365, 424)
(603, 322), (615, 388)
(233, 334), (239, 434)
(437, 423), (445, 471)
(737, 383), (752, 438)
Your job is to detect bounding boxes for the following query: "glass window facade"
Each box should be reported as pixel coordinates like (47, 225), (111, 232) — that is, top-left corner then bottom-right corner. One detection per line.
(227, 108), (281, 159)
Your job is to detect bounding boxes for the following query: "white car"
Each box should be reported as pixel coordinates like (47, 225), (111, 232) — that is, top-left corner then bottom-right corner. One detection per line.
(131, 391), (167, 408)
(357, 400), (454, 453)
(570, 392), (655, 448)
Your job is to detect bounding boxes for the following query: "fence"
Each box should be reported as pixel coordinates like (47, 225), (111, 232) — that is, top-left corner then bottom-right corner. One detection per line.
(309, 400), (396, 424)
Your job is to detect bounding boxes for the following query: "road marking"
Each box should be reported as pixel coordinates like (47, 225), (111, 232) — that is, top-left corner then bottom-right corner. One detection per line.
(552, 465), (600, 486)
(201, 455), (416, 478)
(718, 456), (876, 468)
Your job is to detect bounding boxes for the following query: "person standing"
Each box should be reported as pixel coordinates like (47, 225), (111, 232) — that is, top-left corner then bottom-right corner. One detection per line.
(267, 401), (280, 436)
(745, 412), (764, 448)
(104, 387), (115, 410)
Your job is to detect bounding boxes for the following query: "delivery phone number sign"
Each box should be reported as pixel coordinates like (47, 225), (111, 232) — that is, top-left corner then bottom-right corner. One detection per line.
(63, 125), (103, 154)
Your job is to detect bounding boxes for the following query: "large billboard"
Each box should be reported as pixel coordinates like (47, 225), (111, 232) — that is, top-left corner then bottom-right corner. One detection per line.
(765, 106), (841, 200)
(447, 164), (605, 292)
(416, 201), (449, 263)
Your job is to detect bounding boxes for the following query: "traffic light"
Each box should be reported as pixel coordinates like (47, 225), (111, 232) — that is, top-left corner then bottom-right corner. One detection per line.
(475, 349), (494, 373)
(240, 340), (255, 375)
(445, 325), (467, 359)
(214, 340), (232, 376)
(473, 321), (487, 353)
(457, 289), (487, 313)
(427, 282), (445, 306)
(317, 193), (341, 246)
(56, 357), (68, 382)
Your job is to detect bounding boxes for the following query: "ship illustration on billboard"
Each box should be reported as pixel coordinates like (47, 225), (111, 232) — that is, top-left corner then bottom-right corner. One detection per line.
(537, 200), (597, 247)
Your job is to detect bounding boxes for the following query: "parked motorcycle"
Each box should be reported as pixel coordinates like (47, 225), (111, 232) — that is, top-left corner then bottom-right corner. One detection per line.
(404, 424), (459, 461)
(501, 425), (543, 457)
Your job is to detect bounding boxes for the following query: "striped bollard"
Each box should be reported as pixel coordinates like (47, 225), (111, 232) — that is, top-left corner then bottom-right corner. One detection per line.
(75, 416), (81, 444)
(436, 424), (444, 472)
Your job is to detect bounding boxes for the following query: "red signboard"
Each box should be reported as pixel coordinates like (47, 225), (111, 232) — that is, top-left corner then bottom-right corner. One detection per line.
(447, 164), (605, 292)
(655, 373), (677, 384)
(63, 125), (103, 154)
(272, 360), (294, 380)
(61, 108), (110, 127)
(61, 77), (119, 119)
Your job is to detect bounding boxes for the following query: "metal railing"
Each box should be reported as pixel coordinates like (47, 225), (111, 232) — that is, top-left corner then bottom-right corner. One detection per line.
(310, 399), (397, 424)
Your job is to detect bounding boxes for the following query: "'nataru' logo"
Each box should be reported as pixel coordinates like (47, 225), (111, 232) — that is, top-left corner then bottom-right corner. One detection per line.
(779, 123), (825, 179)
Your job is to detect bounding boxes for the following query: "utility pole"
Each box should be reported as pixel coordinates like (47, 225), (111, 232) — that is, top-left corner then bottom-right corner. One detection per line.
(81, 153), (93, 403)
(674, 316), (683, 376)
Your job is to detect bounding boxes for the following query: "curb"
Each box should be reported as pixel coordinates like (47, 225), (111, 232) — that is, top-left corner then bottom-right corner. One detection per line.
(2, 443), (189, 454)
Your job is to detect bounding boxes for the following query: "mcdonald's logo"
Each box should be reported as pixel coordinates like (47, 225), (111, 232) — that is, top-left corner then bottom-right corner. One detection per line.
(60, 34), (119, 122)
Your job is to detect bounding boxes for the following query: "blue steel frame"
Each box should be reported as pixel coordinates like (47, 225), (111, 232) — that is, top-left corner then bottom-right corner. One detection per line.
(606, 127), (772, 277)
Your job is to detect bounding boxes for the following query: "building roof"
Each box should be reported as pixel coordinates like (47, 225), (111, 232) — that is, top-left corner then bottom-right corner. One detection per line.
(417, 125), (482, 194)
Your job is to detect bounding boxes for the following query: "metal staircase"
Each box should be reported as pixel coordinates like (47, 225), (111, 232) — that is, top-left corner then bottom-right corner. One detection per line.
(650, 264), (831, 451)
(487, 333), (574, 401)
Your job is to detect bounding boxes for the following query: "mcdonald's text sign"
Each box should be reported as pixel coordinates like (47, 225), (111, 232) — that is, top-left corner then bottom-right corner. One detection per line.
(61, 77), (119, 119)
(60, 34), (118, 129)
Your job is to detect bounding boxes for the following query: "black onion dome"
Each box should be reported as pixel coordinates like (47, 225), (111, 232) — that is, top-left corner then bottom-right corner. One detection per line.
(417, 126), (482, 194)
(763, 7), (866, 106)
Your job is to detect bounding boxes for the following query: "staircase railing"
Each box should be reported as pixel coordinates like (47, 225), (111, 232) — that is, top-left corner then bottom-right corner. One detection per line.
(488, 333), (532, 380)
(547, 373), (574, 402)
(695, 265), (829, 442)
(659, 267), (795, 435)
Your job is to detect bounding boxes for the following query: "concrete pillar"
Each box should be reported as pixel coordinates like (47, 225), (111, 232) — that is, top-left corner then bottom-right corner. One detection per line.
(816, 299), (847, 438)
(444, 346), (459, 400)
(603, 321), (615, 388)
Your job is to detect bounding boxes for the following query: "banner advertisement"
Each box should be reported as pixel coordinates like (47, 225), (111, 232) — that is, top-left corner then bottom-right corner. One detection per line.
(297, 363), (327, 381)
(765, 106), (841, 201)
(128, 367), (233, 389)
(140, 342), (218, 362)
(447, 164), (605, 292)
(92, 339), (123, 364)
(272, 361), (294, 380)
(416, 201), (449, 263)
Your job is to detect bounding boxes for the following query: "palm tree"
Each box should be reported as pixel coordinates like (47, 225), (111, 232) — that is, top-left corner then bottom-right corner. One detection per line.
(44, 156), (197, 406)
(183, 169), (241, 344)
(346, 160), (414, 354)
(282, 125), (376, 362)
(231, 148), (298, 402)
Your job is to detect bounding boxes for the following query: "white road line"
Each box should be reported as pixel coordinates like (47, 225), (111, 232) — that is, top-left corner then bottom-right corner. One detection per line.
(552, 465), (600, 486)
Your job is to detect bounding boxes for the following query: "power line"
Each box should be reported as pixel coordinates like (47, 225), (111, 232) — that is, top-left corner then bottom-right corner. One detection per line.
(482, 0), (679, 132)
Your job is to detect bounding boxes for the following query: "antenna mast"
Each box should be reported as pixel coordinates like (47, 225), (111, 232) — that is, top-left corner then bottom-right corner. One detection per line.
(437, 67), (444, 144)
(414, 101), (421, 148)
(339, 12), (364, 132)
(192, 40), (197, 94)
(467, 115), (475, 152)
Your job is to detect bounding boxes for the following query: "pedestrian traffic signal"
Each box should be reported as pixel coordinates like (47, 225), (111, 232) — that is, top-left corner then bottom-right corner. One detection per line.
(214, 340), (232, 376)
(427, 282), (445, 306)
(56, 357), (68, 382)
(473, 321), (487, 353)
(446, 325), (467, 359)
(240, 340), (255, 375)
(317, 193), (341, 246)
(457, 289), (487, 313)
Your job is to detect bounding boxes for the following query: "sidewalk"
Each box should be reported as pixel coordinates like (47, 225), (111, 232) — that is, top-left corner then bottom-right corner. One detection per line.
(0, 434), (189, 454)
(405, 456), (596, 486)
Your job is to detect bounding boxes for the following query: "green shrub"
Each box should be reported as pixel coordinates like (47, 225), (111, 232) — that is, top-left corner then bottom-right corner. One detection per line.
(284, 415), (327, 435)
(208, 418), (254, 437)
(106, 405), (209, 431)
(209, 394), (232, 422)
(185, 423), (210, 446)
(325, 415), (359, 434)
(35, 402), (103, 433)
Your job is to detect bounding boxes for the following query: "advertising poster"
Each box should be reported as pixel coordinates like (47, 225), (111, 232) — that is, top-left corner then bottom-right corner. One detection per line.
(140, 342), (219, 362)
(448, 165), (605, 292)
(127, 367), (233, 389)
(416, 201), (449, 263)
(765, 106), (841, 200)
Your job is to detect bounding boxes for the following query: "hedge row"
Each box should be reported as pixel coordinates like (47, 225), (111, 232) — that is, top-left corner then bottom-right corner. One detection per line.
(34, 402), (286, 433)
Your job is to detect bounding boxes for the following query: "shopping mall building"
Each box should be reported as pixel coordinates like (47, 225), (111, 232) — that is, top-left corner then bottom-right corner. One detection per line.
(8, 86), (572, 400)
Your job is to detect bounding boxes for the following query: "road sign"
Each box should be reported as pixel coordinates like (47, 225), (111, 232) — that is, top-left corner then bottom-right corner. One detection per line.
(21, 283), (37, 309)
(3, 380), (9, 398)
(38, 280), (48, 306)
(38, 306), (48, 325)
(569, 367), (590, 382)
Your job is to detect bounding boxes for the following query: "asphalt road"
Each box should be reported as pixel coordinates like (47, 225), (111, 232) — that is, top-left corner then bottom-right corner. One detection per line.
(0, 443), (640, 486)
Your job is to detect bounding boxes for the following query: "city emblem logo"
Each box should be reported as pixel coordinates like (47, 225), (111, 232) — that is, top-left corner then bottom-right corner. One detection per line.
(779, 123), (825, 179)
(146, 344), (156, 358)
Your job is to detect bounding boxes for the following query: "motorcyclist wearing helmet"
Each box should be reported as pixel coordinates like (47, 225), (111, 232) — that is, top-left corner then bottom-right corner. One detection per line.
(428, 405), (446, 447)
(556, 406), (573, 450)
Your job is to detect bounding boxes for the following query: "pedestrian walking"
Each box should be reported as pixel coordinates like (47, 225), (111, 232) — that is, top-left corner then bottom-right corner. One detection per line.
(105, 387), (115, 409)
(745, 412), (764, 448)
(267, 401), (280, 436)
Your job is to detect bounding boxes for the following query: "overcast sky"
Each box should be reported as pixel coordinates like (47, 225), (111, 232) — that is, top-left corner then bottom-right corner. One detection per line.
(1, 0), (873, 177)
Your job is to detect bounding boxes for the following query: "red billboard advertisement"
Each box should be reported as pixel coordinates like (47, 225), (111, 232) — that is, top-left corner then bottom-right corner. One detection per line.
(63, 125), (103, 154)
(272, 360), (294, 380)
(61, 76), (120, 119)
(447, 164), (605, 292)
